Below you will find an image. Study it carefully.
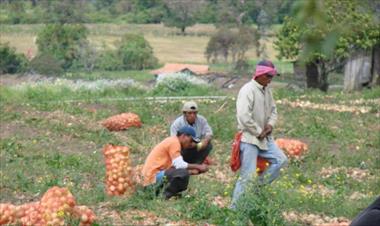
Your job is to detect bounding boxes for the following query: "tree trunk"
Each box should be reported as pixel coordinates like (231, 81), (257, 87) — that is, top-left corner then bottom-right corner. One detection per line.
(293, 61), (306, 88)
(318, 61), (329, 92)
(344, 50), (372, 91)
(306, 61), (319, 89)
(181, 26), (186, 35)
(371, 44), (380, 86)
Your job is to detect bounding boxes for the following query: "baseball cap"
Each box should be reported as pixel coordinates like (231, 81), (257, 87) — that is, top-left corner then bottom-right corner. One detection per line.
(182, 101), (198, 112)
(178, 126), (200, 143)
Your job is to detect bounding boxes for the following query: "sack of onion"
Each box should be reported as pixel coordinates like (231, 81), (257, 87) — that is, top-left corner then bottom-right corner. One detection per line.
(103, 144), (135, 196)
(275, 138), (308, 159)
(0, 186), (96, 226)
(102, 112), (142, 131)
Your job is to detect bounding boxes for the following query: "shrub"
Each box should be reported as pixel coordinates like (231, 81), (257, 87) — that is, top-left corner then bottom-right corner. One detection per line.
(0, 43), (28, 74)
(117, 34), (158, 70)
(96, 50), (123, 71)
(235, 181), (286, 226)
(29, 53), (64, 76)
(152, 72), (211, 96)
(70, 42), (98, 72)
(36, 24), (88, 70)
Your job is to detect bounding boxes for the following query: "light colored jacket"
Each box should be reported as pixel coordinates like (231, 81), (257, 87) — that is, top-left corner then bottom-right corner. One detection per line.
(236, 79), (277, 150)
(170, 115), (213, 139)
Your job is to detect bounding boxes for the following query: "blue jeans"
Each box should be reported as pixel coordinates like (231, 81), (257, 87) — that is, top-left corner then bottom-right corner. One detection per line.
(231, 138), (288, 207)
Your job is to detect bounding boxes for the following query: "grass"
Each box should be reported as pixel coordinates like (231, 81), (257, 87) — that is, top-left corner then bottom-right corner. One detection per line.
(63, 70), (155, 82)
(1, 77), (379, 225)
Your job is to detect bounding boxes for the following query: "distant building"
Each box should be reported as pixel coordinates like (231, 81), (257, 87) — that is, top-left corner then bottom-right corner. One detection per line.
(151, 63), (209, 76)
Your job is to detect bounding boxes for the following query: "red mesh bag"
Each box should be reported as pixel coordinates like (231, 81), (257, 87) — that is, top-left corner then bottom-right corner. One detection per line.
(103, 144), (135, 196)
(102, 112), (142, 131)
(0, 186), (96, 226)
(230, 132), (243, 172)
(230, 132), (270, 174)
(275, 138), (308, 158)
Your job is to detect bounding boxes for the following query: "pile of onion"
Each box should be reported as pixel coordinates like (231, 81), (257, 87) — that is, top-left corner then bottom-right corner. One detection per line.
(103, 144), (135, 196)
(101, 112), (142, 131)
(0, 186), (96, 226)
(276, 138), (308, 158)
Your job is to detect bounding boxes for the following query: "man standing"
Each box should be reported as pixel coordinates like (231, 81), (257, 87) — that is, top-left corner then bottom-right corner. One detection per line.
(170, 101), (213, 164)
(231, 60), (288, 207)
(142, 126), (208, 199)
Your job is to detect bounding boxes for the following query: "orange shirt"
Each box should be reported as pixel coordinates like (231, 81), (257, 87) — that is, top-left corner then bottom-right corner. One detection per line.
(142, 136), (182, 186)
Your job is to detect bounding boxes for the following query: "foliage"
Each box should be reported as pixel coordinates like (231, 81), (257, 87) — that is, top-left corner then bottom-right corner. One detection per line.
(274, 0), (380, 91)
(205, 26), (259, 63)
(29, 53), (64, 76)
(95, 50), (123, 71)
(235, 182), (287, 226)
(39, 0), (87, 24)
(0, 43), (28, 74)
(116, 34), (158, 70)
(0, 0), (294, 24)
(153, 72), (213, 96)
(162, 0), (200, 34)
(275, 0), (380, 61)
(36, 24), (88, 70)
(71, 42), (98, 72)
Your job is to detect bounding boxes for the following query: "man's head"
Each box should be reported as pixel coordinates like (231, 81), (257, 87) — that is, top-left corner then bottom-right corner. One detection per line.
(177, 126), (200, 149)
(182, 101), (198, 125)
(253, 60), (279, 87)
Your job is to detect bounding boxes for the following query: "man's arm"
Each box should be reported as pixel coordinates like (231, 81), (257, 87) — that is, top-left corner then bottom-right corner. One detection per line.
(172, 156), (208, 174)
(267, 91), (277, 128)
(170, 118), (181, 136)
(258, 92), (277, 140)
(236, 87), (262, 136)
(198, 117), (213, 150)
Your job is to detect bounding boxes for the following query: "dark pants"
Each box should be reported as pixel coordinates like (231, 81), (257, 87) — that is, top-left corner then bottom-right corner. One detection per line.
(181, 142), (213, 164)
(152, 143), (212, 199)
(350, 196), (380, 226)
(162, 167), (190, 199)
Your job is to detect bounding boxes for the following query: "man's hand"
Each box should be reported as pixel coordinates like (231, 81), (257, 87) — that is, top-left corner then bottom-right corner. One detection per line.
(196, 138), (210, 151)
(197, 164), (209, 173)
(257, 124), (273, 140)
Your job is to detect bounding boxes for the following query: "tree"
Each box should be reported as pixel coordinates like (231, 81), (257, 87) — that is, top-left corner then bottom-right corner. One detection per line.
(116, 34), (158, 70)
(162, 0), (203, 35)
(36, 24), (88, 70)
(274, 0), (380, 91)
(205, 26), (259, 76)
(0, 43), (28, 74)
(40, 0), (87, 24)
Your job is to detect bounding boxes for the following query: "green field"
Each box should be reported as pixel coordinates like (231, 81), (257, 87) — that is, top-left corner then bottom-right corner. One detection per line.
(0, 23), (280, 65)
(1, 76), (379, 225)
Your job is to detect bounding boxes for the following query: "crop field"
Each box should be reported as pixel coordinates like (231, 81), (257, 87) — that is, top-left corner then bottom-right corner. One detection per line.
(0, 75), (379, 225)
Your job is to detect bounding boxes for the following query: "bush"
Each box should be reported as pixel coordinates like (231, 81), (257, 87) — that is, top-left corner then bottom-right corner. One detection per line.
(116, 34), (158, 70)
(0, 43), (28, 74)
(152, 72), (212, 96)
(36, 24), (88, 70)
(235, 181), (287, 226)
(96, 50), (123, 71)
(29, 53), (64, 76)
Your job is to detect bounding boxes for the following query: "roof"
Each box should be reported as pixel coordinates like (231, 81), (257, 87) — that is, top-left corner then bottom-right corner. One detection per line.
(151, 63), (209, 75)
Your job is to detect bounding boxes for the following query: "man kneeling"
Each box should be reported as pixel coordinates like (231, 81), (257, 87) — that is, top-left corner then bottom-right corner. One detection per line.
(142, 126), (208, 199)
